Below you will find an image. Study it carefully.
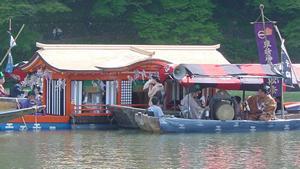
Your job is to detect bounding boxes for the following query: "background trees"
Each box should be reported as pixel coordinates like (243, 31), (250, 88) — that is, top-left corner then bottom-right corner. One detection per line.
(0, 0), (299, 67)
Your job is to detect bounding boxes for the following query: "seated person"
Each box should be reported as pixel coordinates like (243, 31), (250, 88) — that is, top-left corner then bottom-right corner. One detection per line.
(245, 85), (276, 121)
(10, 82), (24, 98)
(147, 96), (164, 117)
(0, 72), (9, 97)
(233, 96), (243, 119)
(19, 91), (42, 109)
(196, 90), (206, 107)
(180, 90), (204, 119)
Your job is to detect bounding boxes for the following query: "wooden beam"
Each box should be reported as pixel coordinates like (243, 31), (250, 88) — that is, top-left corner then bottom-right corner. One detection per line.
(65, 79), (72, 116)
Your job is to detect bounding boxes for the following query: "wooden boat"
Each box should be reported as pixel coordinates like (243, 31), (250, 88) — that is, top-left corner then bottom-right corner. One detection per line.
(0, 97), (26, 112)
(107, 105), (146, 128)
(134, 112), (160, 132)
(0, 106), (44, 123)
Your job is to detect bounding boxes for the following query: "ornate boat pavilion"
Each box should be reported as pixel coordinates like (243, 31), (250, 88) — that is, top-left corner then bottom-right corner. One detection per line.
(20, 42), (229, 118)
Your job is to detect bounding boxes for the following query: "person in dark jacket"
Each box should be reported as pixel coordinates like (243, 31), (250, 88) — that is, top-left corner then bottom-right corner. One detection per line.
(19, 91), (41, 108)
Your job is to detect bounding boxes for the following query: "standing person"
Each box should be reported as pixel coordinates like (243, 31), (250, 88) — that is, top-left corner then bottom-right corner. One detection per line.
(246, 85), (276, 121)
(147, 96), (164, 117)
(0, 72), (9, 97)
(143, 76), (165, 107)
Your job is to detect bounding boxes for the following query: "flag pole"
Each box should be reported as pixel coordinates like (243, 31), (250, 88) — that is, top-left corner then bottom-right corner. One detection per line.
(9, 17), (12, 32)
(259, 4), (284, 118)
(0, 24), (25, 66)
(275, 25), (285, 118)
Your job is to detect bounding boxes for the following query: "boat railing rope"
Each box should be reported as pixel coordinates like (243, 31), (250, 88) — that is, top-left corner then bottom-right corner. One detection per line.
(16, 98), (27, 130)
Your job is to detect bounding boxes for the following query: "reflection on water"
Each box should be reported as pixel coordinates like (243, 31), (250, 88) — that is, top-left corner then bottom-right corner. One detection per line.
(0, 130), (299, 168)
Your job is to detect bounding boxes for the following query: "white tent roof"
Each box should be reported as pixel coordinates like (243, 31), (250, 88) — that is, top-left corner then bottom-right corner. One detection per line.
(26, 42), (230, 71)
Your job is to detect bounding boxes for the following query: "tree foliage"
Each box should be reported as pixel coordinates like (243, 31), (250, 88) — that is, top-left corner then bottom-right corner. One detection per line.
(0, 0), (299, 67)
(92, 0), (128, 17)
(130, 0), (221, 44)
(0, 0), (71, 65)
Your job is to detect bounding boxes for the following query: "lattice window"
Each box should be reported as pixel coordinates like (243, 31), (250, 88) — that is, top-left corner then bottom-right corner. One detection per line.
(46, 79), (66, 116)
(121, 81), (132, 105)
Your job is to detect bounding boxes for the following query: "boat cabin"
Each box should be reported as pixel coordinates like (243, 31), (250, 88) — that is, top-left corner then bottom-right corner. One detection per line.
(20, 43), (230, 117)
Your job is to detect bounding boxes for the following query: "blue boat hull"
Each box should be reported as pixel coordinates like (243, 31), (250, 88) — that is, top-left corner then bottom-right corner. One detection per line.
(159, 118), (300, 133)
(0, 123), (71, 131)
(0, 123), (117, 131)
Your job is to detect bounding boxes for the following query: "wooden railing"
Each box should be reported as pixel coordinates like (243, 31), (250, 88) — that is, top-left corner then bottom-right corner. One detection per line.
(71, 103), (148, 115)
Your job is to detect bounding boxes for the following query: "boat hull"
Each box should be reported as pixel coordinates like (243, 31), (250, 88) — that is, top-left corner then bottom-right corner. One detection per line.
(0, 106), (44, 123)
(107, 105), (146, 128)
(0, 97), (26, 112)
(159, 118), (300, 133)
(135, 113), (160, 132)
(0, 122), (71, 131)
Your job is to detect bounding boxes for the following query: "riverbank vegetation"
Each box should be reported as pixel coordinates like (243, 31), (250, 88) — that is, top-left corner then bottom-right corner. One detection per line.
(0, 0), (299, 66)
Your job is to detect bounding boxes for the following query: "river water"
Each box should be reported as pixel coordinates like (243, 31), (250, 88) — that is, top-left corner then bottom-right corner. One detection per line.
(0, 130), (299, 169)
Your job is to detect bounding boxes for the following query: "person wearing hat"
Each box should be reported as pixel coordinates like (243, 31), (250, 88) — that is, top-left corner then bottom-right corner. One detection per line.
(0, 72), (9, 97)
(246, 84), (276, 121)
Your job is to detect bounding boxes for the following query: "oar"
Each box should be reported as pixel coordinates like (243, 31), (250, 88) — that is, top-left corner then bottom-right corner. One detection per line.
(0, 24), (25, 66)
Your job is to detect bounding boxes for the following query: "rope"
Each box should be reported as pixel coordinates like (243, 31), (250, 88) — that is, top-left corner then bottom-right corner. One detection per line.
(16, 98), (27, 130)
(34, 100), (39, 129)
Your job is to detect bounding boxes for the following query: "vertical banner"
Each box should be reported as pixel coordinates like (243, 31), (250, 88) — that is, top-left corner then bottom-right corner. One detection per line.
(254, 22), (279, 64)
(281, 40), (293, 86)
(5, 53), (14, 73)
(5, 33), (17, 74)
(254, 22), (281, 96)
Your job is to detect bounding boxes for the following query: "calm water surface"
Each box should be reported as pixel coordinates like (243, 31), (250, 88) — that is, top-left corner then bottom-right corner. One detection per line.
(0, 129), (299, 169)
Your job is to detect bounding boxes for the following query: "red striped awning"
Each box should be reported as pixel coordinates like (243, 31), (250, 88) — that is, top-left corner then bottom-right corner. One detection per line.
(181, 76), (263, 90)
(171, 64), (281, 90)
(179, 64), (281, 77)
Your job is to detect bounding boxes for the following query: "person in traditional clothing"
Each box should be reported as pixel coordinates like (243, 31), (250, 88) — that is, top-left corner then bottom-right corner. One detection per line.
(19, 91), (42, 109)
(180, 90), (205, 119)
(10, 77), (24, 98)
(246, 85), (276, 121)
(0, 72), (9, 97)
(143, 76), (165, 106)
(147, 96), (164, 117)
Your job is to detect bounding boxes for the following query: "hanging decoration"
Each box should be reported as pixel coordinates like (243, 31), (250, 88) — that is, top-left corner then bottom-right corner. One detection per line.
(55, 79), (66, 90)
(127, 69), (160, 83)
(22, 68), (53, 91)
(92, 79), (106, 93)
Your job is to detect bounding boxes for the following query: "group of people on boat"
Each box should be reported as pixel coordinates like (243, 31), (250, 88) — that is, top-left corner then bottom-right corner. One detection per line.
(143, 75), (277, 121)
(0, 71), (42, 110)
(143, 76), (165, 117)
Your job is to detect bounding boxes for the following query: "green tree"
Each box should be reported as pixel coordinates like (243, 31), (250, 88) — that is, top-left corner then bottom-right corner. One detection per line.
(0, 0), (71, 67)
(130, 0), (221, 44)
(91, 0), (128, 17)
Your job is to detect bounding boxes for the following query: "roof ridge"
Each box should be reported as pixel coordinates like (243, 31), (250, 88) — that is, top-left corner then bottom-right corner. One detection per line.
(36, 42), (220, 50)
